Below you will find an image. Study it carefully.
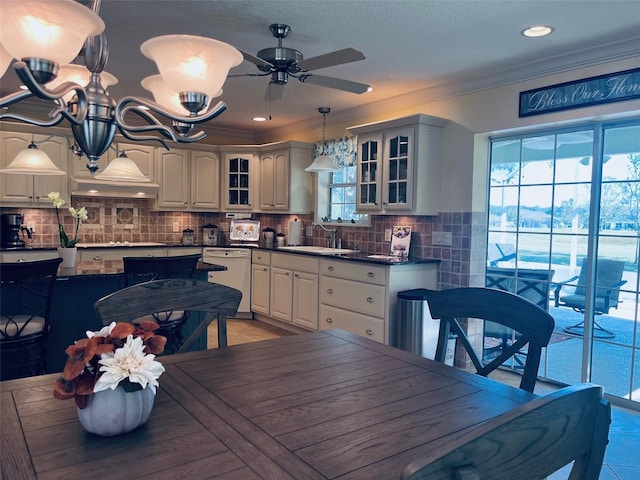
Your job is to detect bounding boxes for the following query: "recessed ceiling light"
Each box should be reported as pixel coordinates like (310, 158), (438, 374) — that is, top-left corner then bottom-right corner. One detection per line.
(522, 25), (554, 38)
(253, 116), (267, 122)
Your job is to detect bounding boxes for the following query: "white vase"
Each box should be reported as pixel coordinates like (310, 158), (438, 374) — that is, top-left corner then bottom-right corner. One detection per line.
(57, 247), (77, 268)
(77, 386), (156, 436)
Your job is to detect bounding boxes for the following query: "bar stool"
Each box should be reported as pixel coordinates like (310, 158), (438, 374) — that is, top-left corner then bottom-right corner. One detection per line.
(122, 254), (201, 354)
(1, 257), (63, 380)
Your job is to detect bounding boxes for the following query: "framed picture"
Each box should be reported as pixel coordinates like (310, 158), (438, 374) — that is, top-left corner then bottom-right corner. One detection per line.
(390, 226), (411, 257)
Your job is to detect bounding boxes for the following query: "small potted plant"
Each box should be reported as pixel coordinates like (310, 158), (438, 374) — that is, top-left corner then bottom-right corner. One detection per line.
(48, 192), (87, 267)
(53, 321), (167, 436)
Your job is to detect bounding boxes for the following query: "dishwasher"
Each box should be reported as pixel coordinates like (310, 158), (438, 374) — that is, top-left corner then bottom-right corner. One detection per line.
(201, 219), (260, 319)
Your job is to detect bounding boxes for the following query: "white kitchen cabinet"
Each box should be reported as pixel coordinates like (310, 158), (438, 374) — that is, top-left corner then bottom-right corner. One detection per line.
(0, 131), (70, 206)
(258, 141), (314, 213)
(221, 150), (257, 211)
(347, 114), (446, 215)
(251, 250), (271, 315)
(156, 147), (220, 211)
(0, 250), (59, 263)
(78, 248), (167, 261)
(319, 258), (437, 344)
(269, 252), (319, 330)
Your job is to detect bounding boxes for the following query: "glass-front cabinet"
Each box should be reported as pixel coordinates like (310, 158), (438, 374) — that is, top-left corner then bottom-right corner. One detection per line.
(222, 151), (256, 210)
(349, 114), (445, 215)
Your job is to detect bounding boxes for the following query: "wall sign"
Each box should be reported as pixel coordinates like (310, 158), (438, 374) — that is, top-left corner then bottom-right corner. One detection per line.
(519, 67), (640, 117)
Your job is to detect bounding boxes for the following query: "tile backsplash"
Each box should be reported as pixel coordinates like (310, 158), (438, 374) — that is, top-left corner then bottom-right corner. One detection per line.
(2, 198), (486, 290)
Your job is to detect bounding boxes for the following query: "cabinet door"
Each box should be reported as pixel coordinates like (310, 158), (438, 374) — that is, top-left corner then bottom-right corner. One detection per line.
(191, 150), (220, 210)
(356, 133), (383, 212)
(251, 264), (270, 315)
(223, 153), (254, 210)
(382, 126), (414, 212)
(157, 148), (190, 209)
(260, 150), (289, 210)
(292, 271), (318, 330)
(0, 132), (69, 205)
(270, 266), (292, 322)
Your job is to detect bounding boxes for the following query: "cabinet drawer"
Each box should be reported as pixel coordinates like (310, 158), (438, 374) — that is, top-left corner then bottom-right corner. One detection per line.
(79, 248), (166, 261)
(320, 259), (385, 285)
(319, 304), (384, 343)
(271, 252), (318, 273)
(0, 251), (58, 263)
(252, 250), (271, 266)
(319, 276), (385, 318)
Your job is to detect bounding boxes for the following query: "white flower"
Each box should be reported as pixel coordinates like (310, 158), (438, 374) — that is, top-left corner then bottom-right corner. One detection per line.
(86, 322), (116, 339)
(48, 191), (65, 208)
(93, 335), (165, 394)
(69, 206), (88, 222)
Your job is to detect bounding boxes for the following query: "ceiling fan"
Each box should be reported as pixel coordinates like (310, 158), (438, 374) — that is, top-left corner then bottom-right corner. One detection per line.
(230, 23), (370, 101)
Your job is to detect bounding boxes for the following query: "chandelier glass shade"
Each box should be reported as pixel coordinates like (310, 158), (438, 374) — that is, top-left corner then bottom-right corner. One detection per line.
(141, 75), (222, 116)
(0, 0), (241, 178)
(0, 141), (66, 175)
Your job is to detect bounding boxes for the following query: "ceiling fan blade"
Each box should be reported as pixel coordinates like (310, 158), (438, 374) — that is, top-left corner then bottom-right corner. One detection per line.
(299, 74), (370, 94)
(296, 48), (365, 72)
(264, 82), (285, 102)
(239, 49), (274, 69)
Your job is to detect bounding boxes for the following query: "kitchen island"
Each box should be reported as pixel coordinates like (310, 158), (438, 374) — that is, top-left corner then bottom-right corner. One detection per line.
(0, 250), (226, 374)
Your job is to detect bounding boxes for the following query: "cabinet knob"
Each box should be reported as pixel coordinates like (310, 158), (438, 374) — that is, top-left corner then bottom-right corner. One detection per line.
(367, 297), (374, 303)
(367, 272), (375, 278)
(327, 288), (334, 294)
(93, 255), (102, 260)
(327, 265), (334, 271)
(294, 273), (298, 278)
(365, 329), (373, 336)
(326, 318), (333, 324)
(286, 272), (290, 276)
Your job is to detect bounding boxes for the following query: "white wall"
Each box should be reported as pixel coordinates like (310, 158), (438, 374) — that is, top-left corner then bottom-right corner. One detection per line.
(265, 57), (640, 213)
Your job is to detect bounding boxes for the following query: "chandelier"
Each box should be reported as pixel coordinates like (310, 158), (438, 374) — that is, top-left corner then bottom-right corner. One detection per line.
(0, 0), (242, 177)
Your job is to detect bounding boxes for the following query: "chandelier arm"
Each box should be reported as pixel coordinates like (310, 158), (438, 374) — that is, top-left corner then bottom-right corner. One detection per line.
(0, 90), (67, 127)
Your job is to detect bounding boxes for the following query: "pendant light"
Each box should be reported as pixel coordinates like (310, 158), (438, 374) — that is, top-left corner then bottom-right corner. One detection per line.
(0, 140), (66, 175)
(95, 151), (151, 182)
(306, 107), (339, 172)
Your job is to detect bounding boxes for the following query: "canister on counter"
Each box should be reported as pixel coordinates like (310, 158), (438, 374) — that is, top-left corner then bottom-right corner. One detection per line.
(203, 224), (218, 246)
(276, 232), (285, 247)
(182, 229), (194, 245)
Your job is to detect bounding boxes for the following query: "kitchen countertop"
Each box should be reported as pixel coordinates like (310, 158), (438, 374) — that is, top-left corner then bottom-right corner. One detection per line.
(56, 260), (226, 279)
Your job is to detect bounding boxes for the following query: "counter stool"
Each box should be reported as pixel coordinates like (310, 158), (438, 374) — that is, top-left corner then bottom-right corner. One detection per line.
(1, 257), (63, 380)
(122, 254), (201, 354)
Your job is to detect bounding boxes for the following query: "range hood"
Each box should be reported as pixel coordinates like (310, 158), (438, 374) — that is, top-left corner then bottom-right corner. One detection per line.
(71, 177), (159, 198)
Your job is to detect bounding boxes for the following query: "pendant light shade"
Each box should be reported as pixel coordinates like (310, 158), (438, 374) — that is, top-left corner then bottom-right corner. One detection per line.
(306, 107), (339, 172)
(95, 152), (151, 182)
(0, 0), (104, 67)
(47, 64), (118, 102)
(0, 141), (66, 175)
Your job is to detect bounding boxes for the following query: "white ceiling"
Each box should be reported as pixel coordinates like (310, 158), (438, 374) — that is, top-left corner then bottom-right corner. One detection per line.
(2, 0), (640, 140)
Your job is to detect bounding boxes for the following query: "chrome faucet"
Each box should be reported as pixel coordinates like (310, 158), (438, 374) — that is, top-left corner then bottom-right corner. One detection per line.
(312, 223), (338, 248)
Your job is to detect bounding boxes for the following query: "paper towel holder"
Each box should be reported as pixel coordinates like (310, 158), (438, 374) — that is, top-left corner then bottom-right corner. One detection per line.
(288, 218), (303, 246)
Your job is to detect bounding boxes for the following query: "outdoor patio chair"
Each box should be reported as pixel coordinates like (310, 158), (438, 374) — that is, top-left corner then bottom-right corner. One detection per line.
(401, 384), (611, 480)
(554, 258), (627, 337)
(426, 287), (555, 392)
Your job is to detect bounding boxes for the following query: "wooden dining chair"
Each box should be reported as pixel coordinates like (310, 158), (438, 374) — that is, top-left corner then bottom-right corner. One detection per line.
(94, 278), (241, 353)
(400, 383), (611, 480)
(425, 287), (555, 392)
(1, 257), (63, 380)
(122, 254), (202, 353)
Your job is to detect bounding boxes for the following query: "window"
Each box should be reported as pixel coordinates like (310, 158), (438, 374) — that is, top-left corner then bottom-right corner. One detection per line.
(313, 137), (369, 226)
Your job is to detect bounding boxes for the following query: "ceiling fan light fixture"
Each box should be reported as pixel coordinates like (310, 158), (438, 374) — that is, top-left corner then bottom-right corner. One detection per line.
(0, 141), (66, 175)
(306, 107), (339, 172)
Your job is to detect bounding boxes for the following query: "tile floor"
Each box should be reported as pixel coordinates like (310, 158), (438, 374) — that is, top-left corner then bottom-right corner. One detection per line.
(207, 319), (640, 479)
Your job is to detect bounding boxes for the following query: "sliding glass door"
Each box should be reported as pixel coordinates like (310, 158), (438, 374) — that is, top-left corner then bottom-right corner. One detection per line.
(487, 120), (640, 404)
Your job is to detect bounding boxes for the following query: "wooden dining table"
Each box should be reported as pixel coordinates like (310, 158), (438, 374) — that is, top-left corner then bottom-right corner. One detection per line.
(1, 329), (536, 479)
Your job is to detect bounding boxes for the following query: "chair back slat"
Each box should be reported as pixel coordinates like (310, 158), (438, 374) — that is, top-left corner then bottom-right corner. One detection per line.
(401, 384), (611, 480)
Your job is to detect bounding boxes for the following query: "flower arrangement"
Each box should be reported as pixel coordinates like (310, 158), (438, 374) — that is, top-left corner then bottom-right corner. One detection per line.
(48, 191), (88, 248)
(54, 321), (167, 409)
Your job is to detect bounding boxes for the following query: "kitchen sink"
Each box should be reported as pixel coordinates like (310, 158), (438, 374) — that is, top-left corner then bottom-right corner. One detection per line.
(277, 246), (357, 255)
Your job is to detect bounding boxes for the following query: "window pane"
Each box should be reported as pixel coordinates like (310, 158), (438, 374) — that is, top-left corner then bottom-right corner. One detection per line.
(519, 185), (552, 232)
(553, 183), (591, 231)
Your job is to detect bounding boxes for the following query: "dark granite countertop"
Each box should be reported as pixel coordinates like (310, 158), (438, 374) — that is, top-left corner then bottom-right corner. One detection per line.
(56, 260), (225, 279)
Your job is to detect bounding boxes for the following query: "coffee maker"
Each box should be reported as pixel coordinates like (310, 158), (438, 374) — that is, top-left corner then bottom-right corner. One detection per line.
(1, 213), (28, 249)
